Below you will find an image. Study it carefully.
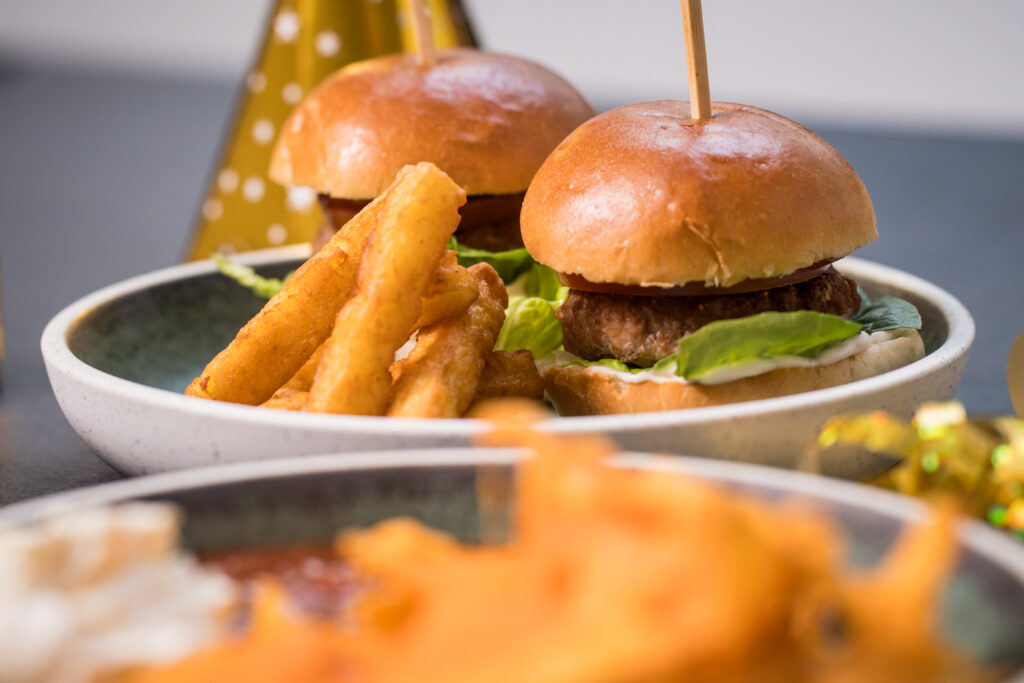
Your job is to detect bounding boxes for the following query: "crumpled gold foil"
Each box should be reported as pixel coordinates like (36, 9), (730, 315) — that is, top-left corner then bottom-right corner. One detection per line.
(815, 402), (1024, 537)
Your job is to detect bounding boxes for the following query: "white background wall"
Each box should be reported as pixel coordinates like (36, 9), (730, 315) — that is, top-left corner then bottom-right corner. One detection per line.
(1, 0), (1022, 137)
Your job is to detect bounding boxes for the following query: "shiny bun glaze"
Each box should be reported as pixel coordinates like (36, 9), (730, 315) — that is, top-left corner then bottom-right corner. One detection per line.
(521, 101), (878, 288)
(270, 48), (595, 199)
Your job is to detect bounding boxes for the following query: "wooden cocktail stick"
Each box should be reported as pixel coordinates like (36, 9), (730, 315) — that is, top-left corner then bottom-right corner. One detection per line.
(411, 0), (437, 66)
(681, 0), (712, 120)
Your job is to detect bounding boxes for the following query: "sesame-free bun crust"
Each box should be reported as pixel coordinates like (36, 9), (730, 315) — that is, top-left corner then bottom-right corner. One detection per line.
(545, 330), (923, 415)
(270, 48), (595, 198)
(521, 101), (877, 287)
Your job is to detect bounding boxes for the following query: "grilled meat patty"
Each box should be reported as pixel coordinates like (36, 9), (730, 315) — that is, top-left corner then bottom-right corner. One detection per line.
(558, 267), (862, 366)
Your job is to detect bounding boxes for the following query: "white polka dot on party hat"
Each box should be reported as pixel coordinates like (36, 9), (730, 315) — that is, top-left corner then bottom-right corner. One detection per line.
(246, 71), (266, 93)
(274, 9), (301, 43)
(202, 198), (223, 221)
(282, 82), (303, 105)
(286, 186), (318, 213)
(242, 177), (266, 202)
(315, 30), (341, 57)
(217, 242), (237, 255)
(267, 223), (288, 245)
(217, 169), (239, 193)
(252, 119), (275, 145)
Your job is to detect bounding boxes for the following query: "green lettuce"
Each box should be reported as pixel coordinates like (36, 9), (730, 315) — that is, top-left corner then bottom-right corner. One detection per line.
(447, 237), (536, 284)
(851, 295), (922, 333)
(494, 296), (563, 358)
(213, 253), (290, 298)
(670, 311), (863, 381)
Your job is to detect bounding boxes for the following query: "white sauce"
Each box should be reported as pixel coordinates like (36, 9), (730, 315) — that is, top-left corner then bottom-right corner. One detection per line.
(540, 330), (903, 386)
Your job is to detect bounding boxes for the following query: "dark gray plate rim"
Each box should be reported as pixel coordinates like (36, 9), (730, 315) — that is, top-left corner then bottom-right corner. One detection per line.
(3, 448), (1021, 576)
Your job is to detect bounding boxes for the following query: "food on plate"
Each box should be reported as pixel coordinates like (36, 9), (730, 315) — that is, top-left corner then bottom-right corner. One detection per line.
(472, 350), (545, 404)
(185, 193), (379, 405)
(306, 163), (466, 415)
(269, 47), (595, 253)
(414, 251), (480, 330)
(0, 504), (235, 682)
(387, 264), (508, 418)
(519, 101), (925, 414)
(815, 401), (1024, 537)
(105, 406), (988, 682)
(189, 162), (532, 418)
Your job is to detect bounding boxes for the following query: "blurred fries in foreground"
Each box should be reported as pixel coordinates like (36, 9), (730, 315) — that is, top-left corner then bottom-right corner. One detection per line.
(187, 162), (542, 417)
(127, 402), (990, 682)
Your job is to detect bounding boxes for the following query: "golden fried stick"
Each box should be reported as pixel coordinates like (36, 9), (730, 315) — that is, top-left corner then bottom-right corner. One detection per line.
(260, 390), (309, 411)
(387, 263), (508, 418)
(185, 199), (381, 405)
(472, 350), (544, 404)
(307, 163), (466, 415)
(415, 251), (478, 329)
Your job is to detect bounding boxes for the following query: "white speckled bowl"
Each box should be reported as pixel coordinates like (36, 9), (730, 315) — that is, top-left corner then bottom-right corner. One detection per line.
(42, 247), (973, 477)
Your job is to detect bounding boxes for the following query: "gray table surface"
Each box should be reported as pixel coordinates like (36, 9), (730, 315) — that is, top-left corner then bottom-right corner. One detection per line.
(1, 65), (1022, 505)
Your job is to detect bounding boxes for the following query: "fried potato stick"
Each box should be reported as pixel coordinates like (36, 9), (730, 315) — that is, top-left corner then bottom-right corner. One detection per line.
(415, 251), (478, 329)
(472, 350), (544, 403)
(307, 163), (466, 415)
(260, 390), (309, 411)
(185, 199), (382, 405)
(387, 263), (507, 418)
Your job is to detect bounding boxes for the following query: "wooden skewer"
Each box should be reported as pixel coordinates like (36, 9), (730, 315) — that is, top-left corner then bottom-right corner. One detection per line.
(680, 0), (712, 120)
(410, 0), (437, 66)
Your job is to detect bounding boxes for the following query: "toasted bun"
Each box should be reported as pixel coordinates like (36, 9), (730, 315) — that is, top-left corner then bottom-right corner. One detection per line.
(270, 48), (595, 198)
(544, 330), (924, 415)
(521, 101), (877, 287)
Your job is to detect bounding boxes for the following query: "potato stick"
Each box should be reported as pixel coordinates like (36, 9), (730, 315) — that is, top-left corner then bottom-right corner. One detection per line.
(185, 198), (382, 405)
(387, 263), (507, 418)
(308, 163), (466, 415)
(415, 252), (478, 329)
(260, 390), (309, 411)
(472, 350), (544, 403)
(265, 260), (467, 405)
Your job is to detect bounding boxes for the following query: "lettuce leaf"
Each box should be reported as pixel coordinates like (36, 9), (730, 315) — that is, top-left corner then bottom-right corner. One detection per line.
(553, 292), (922, 382)
(521, 262), (567, 300)
(851, 295), (922, 333)
(213, 253), (289, 298)
(495, 296), (563, 358)
(447, 237), (536, 284)
(671, 311), (863, 380)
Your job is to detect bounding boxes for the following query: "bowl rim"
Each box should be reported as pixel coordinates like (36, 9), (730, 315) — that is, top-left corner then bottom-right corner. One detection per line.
(40, 247), (975, 436)
(2, 447), (1021, 582)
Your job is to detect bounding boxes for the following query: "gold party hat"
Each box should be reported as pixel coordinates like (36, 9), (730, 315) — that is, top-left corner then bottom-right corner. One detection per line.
(185, 0), (476, 260)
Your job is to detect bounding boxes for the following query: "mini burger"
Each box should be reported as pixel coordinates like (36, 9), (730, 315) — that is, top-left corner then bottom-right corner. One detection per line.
(269, 48), (595, 253)
(520, 101), (925, 414)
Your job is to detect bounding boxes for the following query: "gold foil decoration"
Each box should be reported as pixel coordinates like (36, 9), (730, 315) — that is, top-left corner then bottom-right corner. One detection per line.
(186, 0), (477, 260)
(814, 402), (1024, 537)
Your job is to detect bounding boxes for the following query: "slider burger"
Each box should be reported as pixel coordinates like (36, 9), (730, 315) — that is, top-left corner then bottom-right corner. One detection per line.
(521, 101), (925, 414)
(269, 48), (595, 253)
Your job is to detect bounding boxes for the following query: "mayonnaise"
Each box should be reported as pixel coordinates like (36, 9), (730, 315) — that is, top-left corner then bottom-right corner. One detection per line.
(540, 330), (905, 386)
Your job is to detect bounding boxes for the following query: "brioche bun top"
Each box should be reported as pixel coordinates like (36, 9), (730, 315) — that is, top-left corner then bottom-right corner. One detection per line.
(521, 101), (877, 287)
(269, 48), (595, 199)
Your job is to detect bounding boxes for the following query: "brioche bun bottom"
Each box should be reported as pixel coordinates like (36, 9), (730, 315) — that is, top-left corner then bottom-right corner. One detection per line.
(544, 330), (924, 415)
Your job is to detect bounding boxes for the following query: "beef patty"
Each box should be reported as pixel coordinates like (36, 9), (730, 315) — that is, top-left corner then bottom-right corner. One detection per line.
(558, 267), (862, 366)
